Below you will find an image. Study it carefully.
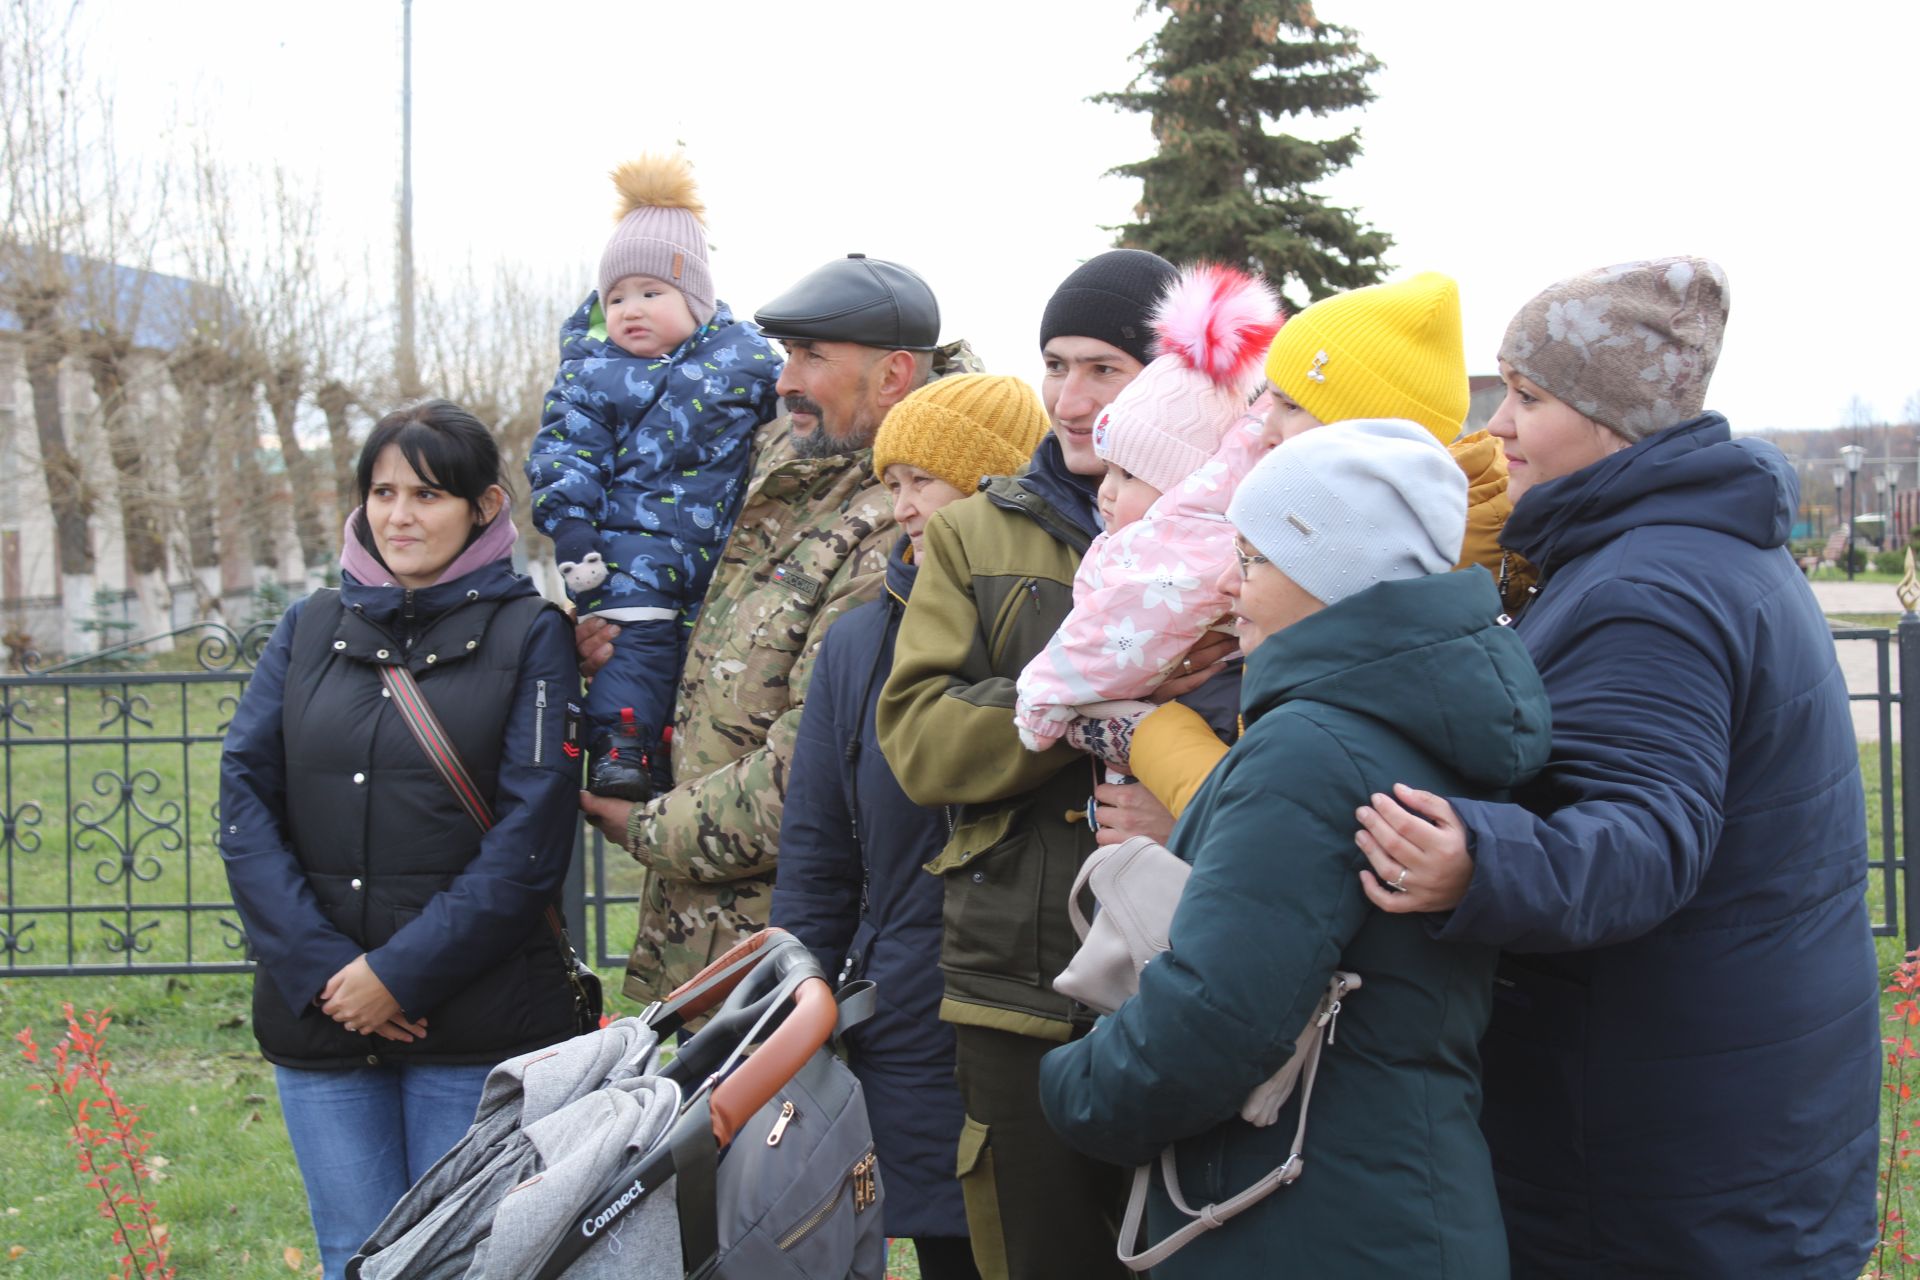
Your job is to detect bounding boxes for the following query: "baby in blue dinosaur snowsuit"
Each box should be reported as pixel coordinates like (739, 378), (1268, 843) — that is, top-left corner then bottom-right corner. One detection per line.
(526, 155), (781, 800)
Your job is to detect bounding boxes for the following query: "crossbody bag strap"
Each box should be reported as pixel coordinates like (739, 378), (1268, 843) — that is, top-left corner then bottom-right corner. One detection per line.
(1116, 971), (1356, 1273)
(379, 662), (586, 973)
(380, 663), (496, 829)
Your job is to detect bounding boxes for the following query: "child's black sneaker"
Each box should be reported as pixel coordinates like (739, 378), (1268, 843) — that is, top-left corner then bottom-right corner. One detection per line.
(588, 711), (654, 802)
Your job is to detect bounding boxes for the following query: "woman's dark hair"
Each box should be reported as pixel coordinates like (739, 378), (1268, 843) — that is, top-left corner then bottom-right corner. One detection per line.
(355, 399), (502, 508)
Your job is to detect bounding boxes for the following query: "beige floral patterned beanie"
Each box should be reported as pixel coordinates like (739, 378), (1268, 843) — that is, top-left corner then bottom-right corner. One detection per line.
(1499, 257), (1729, 441)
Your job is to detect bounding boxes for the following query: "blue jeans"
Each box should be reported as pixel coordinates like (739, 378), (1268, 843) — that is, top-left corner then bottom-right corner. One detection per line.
(275, 1061), (493, 1280)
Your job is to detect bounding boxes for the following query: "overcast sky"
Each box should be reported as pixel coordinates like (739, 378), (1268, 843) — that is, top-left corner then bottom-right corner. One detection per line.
(90, 0), (1919, 434)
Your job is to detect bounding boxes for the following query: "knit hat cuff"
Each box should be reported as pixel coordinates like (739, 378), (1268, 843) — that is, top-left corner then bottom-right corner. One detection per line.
(1226, 420), (1465, 605)
(598, 240), (716, 325)
(1267, 322), (1458, 445)
(873, 398), (1036, 495)
(1040, 288), (1157, 365)
(1094, 410), (1213, 496)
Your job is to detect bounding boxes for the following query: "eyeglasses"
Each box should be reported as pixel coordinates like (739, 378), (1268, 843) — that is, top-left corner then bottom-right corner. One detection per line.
(1232, 543), (1269, 579)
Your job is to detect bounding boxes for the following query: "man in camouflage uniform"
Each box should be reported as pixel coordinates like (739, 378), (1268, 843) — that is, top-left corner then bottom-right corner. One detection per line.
(580, 254), (982, 1003)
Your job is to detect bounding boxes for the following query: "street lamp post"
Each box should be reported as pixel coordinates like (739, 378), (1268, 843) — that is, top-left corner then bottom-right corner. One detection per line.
(1876, 472), (1891, 550)
(1842, 444), (1866, 580)
(1833, 463), (1848, 552)
(1892, 463), (1908, 547)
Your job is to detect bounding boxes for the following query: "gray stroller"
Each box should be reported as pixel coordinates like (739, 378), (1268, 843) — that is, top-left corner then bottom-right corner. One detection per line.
(347, 929), (886, 1279)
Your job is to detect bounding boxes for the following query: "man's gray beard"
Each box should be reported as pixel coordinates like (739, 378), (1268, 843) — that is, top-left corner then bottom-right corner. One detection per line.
(790, 417), (878, 460)
(790, 425), (849, 460)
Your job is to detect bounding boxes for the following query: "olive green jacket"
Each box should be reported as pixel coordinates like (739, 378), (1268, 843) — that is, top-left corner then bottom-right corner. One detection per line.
(875, 473), (1098, 1041)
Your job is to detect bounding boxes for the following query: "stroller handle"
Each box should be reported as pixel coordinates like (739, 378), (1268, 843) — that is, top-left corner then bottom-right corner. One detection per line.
(661, 928), (778, 1023)
(709, 973), (838, 1145)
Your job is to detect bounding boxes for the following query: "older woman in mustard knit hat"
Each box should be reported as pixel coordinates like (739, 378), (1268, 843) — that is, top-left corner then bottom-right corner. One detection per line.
(770, 373), (1047, 1280)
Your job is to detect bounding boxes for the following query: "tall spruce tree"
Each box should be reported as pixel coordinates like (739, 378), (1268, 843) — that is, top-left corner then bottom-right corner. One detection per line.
(1099, 0), (1391, 311)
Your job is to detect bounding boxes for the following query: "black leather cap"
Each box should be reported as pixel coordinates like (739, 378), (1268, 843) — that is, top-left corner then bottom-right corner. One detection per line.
(754, 254), (941, 351)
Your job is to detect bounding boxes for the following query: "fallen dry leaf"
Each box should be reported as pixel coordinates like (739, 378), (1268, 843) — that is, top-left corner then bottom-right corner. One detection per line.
(239, 1108), (261, 1132)
(8, 1244), (25, 1260)
(283, 1244), (303, 1269)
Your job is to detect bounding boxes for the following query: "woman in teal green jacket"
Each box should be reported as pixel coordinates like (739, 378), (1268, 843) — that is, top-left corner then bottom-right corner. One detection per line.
(1040, 419), (1551, 1277)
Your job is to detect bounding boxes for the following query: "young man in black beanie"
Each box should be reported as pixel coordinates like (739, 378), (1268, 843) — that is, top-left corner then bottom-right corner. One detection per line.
(877, 248), (1178, 1279)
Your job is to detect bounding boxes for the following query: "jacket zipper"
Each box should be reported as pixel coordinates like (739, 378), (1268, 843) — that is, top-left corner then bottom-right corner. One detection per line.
(534, 680), (547, 765)
(402, 589), (416, 651)
(775, 1148), (877, 1251)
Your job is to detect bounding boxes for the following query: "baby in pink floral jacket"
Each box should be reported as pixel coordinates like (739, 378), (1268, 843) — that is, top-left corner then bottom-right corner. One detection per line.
(1016, 264), (1282, 753)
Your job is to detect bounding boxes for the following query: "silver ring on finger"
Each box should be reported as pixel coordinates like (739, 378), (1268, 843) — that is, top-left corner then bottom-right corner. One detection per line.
(1391, 867), (1410, 892)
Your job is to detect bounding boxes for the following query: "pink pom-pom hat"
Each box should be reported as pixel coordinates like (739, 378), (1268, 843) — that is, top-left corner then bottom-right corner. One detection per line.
(1092, 263), (1283, 495)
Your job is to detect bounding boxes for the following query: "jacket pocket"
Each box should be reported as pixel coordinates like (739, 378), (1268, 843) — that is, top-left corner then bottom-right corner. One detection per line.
(923, 806), (1018, 876)
(954, 1114), (1008, 1271)
(748, 583), (818, 654)
(985, 576), (1038, 671)
(935, 807), (1042, 986)
(716, 587), (819, 731)
(1481, 956), (1589, 1189)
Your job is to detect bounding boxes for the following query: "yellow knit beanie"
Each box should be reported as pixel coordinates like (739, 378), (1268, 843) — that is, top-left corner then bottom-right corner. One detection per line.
(873, 374), (1049, 495)
(1263, 271), (1469, 444)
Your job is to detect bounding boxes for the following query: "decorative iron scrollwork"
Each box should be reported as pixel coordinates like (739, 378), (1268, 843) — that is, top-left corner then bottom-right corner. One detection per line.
(96, 690), (155, 732)
(74, 769), (182, 886)
(0, 695), (32, 732)
(19, 618), (283, 676)
(1, 801), (42, 855)
(99, 917), (159, 955)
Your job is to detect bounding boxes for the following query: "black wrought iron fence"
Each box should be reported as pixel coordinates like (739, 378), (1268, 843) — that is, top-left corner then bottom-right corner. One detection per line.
(3, 614), (1916, 977)
(1831, 619), (1918, 944)
(0, 620), (634, 977)
(0, 668), (254, 973)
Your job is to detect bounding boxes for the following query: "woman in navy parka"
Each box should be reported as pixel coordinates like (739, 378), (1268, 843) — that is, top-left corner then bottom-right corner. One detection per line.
(220, 401), (580, 1280)
(1355, 259), (1880, 1278)
(771, 374), (1048, 1280)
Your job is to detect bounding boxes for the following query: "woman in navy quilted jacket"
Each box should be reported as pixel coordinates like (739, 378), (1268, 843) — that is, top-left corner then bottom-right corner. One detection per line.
(222, 401), (580, 1280)
(1354, 258), (1880, 1279)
